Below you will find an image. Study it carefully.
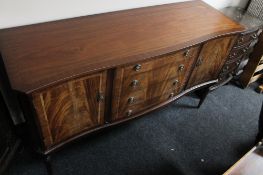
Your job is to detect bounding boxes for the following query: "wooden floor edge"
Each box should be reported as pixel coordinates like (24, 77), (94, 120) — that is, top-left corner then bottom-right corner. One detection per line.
(223, 146), (257, 175)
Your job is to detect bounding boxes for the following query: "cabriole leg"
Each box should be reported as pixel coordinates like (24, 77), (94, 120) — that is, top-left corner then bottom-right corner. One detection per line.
(43, 155), (53, 175)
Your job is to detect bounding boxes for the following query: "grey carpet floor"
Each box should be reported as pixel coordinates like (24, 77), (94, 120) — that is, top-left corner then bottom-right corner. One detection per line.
(5, 83), (263, 175)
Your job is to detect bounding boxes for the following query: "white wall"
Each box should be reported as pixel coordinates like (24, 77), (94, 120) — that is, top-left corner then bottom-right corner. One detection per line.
(203, 0), (249, 9)
(0, 0), (249, 29)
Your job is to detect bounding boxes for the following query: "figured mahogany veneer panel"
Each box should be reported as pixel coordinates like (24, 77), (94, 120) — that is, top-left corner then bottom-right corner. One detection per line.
(0, 1), (244, 93)
(112, 46), (200, 120)
(187, 36), (237, 88)
(32, 71), (107, 148)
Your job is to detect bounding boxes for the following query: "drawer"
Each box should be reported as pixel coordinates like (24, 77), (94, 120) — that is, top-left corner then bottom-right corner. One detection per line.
(121, 62), (188, 90)
(122, 45), (201, 76)
(228, 47), (247, 61)
(119, 79), (182, 108)
(221, 60), (241, 75)
(235, 31), (258, 47)
(118, 89), (180, 119)
(115, 79), (182, 120)
(119, 88), (148, 107)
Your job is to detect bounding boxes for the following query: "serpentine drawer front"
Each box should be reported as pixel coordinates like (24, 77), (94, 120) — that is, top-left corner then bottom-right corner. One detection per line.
(112, 46), (201, 121)
(0, 1), (245, 154)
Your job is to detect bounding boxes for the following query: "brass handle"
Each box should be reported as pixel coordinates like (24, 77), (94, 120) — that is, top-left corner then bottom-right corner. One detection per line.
(169, 92), (175, 98)
(173, 79), (179, 86)
(127, 110), (133, 117)
(128, 97), (135, 104)
(131, 80), (139, 87)
(243, 48), (248, 53)
(179, 64), (185, 72)
(184, 49), (191, 57)
(196, 57), (203, 67)
(97, 92), (104, 102)
(134, 64), (142, 71)
(223, 66), (229, 72)
(251, 33), (257, 39)
(238, 37), (244, 43)
(230, 52), (237, 58)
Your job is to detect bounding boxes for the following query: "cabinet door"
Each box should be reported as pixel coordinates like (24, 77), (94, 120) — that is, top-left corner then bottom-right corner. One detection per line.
(187, 36), (237, 88)
(32, 71), (107, 148)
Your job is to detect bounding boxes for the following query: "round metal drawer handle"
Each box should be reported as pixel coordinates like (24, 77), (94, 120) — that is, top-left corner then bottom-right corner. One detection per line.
(127, 110), (133, 117)
(223, 66), (229, 72)
(173, 79), (179, 86)
(97, 93), (104, 102)
(179, 64), (185, 72)
(128, 97), (135, 104)
(134, 64), (142, 71)
(238, 37), (244, 43)
(169, 92), (175, 99)
(184, 49), (191, 57)
(131, 80), (139, 87)
(252, 33), (257, 39)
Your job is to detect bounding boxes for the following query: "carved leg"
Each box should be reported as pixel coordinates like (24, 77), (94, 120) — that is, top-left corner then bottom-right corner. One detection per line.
(43, 155), (53, 175)
(195, 88), (210, 108)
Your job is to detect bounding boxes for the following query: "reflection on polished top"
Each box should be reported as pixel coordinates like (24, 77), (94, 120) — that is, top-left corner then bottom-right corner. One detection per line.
(0, 1), (244, 93)
(221, 7), (263, 30)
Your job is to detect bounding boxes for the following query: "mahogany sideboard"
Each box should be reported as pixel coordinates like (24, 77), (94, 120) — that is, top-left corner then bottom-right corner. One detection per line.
(0, 1), (258, 164)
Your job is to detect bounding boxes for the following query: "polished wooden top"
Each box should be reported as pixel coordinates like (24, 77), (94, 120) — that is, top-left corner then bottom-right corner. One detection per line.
(0, 1), (244, 93)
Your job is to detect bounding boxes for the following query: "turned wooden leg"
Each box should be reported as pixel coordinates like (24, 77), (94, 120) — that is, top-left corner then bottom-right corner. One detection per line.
(43, 155), (53, 175)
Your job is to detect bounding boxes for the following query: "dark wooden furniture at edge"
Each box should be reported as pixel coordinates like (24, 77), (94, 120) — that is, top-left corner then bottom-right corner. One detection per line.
(0, 1), (257, 174)
(0, 93), (21, 174)
(220, 7), (263, 88)
(193, 7), (263, 107)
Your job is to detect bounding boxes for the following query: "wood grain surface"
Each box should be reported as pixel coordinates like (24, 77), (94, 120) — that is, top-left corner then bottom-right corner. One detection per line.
(187, 36), (237, 88)
(0, 1), (244, 93)
(112, 46), (200, 120)
(32, 71), (107, 148)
